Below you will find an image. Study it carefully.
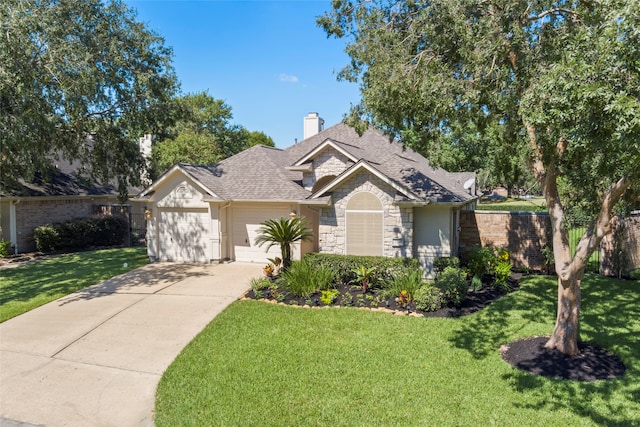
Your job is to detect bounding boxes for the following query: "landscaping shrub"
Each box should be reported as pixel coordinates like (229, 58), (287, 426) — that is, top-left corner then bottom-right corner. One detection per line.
(320, 289), (340, 305)
(60, 218), (98, 249)
(436, 266), (468, 307)
(385, 267), (424, 301)
(413, 285), (445, 312)
(630, 268), (640, 281)
(314, 263), (336, 291)
(304, 253), (419, 286)
(283, 258), (335, 297)
(250, 277), (272, 292)
(0, 240), (12, 257)
(493, 260), (512, 289)
(433, 256), (459, 278)
(34, 224), (61, 252)
(350, 265), (377, 292)
(465, 245), (497, 279)
(33, 215), (129, 253)
(93, 215), (129, 246)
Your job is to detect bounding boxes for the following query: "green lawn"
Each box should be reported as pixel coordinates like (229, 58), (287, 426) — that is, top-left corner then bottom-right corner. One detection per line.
(156, 275), (640, 426)
(476, 197), (547, 212)
(0, 247), (148, 322)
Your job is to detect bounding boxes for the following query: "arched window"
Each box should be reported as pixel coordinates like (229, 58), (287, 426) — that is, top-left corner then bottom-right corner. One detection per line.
(346, 192), (383, 256)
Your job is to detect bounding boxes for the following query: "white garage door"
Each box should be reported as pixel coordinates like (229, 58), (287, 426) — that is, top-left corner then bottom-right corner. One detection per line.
(232, 207), (290, 263)
(158, 208), (210, 262)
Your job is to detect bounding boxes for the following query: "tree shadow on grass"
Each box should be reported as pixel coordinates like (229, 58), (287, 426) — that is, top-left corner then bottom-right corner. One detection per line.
(0, 249), (147, 306)
(450, 274), (640, 425)
(449, 275), (556, 359)
(502, 368), (640, 426)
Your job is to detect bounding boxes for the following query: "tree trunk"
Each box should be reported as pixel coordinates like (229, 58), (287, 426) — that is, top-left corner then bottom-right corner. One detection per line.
(282, 244), (292, 269)
(545, 275), (581, 355)
(523, 124), (632, 356)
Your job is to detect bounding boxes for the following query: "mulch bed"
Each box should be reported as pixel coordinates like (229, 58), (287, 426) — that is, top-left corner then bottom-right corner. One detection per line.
(500, 336), (626, 382)
(246, 271), (626, 381)
(244, 274), (520, 318)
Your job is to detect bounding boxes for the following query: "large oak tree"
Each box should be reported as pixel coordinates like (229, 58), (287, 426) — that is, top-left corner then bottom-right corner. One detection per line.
(1, 0), (178, 198)
(320, 0), (640, 354)
(152, 92), (276, 177)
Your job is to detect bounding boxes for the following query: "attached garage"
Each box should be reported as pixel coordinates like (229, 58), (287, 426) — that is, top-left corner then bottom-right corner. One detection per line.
(231, 205), (294, 263)
(158, 208), (210, 262)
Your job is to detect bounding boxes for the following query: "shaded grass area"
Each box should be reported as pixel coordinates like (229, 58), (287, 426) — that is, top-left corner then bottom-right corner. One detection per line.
(156, 275), (640, 426)
(477, 197), (547, 212)
(0, 248), (148, 322)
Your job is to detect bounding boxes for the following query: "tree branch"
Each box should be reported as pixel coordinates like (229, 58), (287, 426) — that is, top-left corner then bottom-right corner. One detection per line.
(571, 176), (632, 274)
(528, 8), (581, 23)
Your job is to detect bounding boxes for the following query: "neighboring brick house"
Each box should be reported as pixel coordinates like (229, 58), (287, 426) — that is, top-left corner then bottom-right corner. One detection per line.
(0, 153), (144, 253)
(138, 113), (477, 276)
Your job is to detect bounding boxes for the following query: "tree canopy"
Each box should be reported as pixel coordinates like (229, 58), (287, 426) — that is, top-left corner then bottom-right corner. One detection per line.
(152, 92), (275, 176)
(1, 0), (179, 196)
(320, 0), (640, 354)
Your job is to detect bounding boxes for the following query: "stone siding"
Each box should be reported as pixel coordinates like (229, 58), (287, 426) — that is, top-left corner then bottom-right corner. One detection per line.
(302, 147), (354, 190)
(318, 170), (413, 257)
(15, 197), (117, 252)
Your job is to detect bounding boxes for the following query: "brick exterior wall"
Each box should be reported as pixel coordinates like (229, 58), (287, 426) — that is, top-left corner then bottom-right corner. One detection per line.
(15, 196), (117, 252)
(600, 214), (640, 276)
(318, 170), (413, 257)
(460, 210), (640, 275)
(459, 211), (551, 270)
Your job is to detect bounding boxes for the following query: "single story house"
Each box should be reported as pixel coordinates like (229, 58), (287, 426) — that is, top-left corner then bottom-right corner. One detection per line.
(138, 114), (477, 276)
(0, 135), (152, 253)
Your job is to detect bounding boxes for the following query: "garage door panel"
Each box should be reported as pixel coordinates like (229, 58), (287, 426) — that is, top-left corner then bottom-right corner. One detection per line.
(159, 209), (210, 262)
(232, 207), (289, 263)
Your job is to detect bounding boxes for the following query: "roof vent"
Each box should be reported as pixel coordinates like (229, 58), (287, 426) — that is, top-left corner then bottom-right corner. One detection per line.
(303, 112), (324, 140)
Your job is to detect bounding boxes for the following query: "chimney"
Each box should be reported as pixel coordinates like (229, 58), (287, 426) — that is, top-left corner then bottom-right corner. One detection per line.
(303, 112), (324, 139)
(139, 134), (153, 185)
(139, 134), (153, 159)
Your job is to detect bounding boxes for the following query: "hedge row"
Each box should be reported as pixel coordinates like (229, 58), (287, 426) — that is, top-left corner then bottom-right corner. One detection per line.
(33, 215), (129, 253)
(303, 253), (421, 286)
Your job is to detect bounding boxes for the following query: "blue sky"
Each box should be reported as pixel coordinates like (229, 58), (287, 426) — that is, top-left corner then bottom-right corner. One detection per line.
(125, 0), (361, 148)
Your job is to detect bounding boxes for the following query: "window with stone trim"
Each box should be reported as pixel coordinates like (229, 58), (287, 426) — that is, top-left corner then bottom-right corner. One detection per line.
(346, 192), (383, 256)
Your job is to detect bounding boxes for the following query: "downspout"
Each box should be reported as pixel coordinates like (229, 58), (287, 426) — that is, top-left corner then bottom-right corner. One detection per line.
(10, 200), (19, 254)
(220, 202), (231, 261)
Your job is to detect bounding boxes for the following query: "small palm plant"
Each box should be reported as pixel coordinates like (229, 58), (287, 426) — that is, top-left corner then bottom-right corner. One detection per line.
(351, 265), (376, 292)
(255, 216), (313, 270)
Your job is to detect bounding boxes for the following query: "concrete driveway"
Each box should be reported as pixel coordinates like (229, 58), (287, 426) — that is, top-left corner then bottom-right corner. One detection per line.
(0, 262), (262, 427)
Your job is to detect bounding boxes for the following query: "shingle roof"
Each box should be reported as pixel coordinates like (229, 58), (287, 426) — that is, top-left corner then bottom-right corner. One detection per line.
(179, 145), (310, 200)
(285, 123), (476, 203)
(145, 122), (475, 204)
(0, 156), (134, 198)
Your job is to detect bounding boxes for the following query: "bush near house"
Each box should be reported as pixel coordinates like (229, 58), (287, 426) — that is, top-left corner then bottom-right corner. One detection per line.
(33, 215), (129, 253)
(303, 253), (420, 286)
(249, 253), (514, 314)
(0, 240), (12, 258)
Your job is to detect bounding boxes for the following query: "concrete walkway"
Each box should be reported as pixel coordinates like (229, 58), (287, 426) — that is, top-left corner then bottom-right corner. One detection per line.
(0, 262), (262, 427)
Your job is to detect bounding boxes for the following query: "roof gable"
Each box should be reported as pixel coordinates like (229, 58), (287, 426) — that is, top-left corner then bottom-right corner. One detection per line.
(310, 160), (421, 201)
(138, 164), (222, 201)
(292, 139), (359, 166)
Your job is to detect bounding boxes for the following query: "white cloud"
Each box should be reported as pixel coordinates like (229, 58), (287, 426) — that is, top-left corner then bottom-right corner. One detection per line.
(279, 73), (299, 83)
